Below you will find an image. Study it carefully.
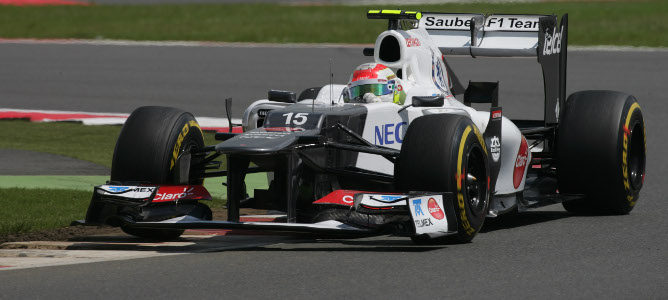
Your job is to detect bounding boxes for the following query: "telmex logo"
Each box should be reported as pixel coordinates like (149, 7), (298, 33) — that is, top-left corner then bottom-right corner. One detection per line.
(104, 186), (155, 194)
(412, 199), (425, 216)
(543, 25), (564, 56)
(490, 136), (501, 162)
(106, 186), (131, 193)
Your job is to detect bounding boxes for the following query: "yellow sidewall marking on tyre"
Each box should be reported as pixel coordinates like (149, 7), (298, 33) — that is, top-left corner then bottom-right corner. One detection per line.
(457, 125), (475, 236)
(473, 126), (487, 155)
(170, 121), (202, 170)
(622, 102), (640, 206)
(188, 120), (201, 132)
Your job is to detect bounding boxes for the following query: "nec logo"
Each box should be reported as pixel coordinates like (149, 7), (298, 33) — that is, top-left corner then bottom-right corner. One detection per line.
(374, 122), (406, 145)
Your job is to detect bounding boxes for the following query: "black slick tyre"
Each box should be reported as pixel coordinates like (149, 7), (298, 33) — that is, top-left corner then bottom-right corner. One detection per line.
(557, 91), (646, 215)
(111, 106), (204, 185)
(396, 114), (490, 244)
(112, 106), (206, 240)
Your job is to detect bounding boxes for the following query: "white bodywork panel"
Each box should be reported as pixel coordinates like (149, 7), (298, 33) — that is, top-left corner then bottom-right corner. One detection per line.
(96, 185), (156, 199)
(242, 21), (530, 195)
(408, 195), (450, 237)
(419, 13), (546, 57)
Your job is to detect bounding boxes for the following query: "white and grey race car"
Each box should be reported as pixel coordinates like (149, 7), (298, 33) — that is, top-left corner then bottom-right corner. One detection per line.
(83, 10), (646, 244)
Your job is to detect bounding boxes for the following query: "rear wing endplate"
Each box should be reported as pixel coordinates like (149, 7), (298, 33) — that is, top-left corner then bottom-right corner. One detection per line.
(419, 12), (568, 124)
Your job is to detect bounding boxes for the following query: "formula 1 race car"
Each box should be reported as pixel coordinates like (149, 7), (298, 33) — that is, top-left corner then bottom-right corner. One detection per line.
(83, 10), (646, 243)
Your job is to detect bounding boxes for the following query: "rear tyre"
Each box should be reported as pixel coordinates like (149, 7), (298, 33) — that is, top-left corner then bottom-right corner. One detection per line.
(396, 114), (490, 244)
(112, 106), (205, 240)
(557, 91), (646, 215)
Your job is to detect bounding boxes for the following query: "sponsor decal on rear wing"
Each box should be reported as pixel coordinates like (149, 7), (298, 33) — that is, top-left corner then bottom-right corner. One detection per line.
(421, 14), (543, 32)
(418, 12), (562, 57)
(420, 12), (568, 125)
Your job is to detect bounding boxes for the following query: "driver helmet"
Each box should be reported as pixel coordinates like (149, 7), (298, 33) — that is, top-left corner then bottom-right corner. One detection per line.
(345, 63), (406, 105)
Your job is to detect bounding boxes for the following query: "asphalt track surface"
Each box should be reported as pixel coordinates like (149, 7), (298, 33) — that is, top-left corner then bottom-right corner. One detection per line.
(0, 149), (109, 175)
(1, 42), (667, 298)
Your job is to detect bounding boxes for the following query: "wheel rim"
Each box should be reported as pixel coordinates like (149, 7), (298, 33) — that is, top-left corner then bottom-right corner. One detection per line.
(628, 122), (645, 190)
(465, 145), (488, 217)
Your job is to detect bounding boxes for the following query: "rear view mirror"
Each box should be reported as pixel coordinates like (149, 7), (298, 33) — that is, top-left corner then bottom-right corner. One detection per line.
(268, 90), (297, 103)
(412, 95), (445, 107)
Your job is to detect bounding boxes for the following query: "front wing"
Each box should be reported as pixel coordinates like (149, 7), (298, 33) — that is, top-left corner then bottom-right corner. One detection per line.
(100, 185), (459, 238)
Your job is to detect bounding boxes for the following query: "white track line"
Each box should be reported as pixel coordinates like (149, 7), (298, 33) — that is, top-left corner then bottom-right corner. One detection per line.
(0, 108), (241, 128)
(0, 235), (291, 271)
(2, 38), (667, 52)
(0, 108), (128, 117)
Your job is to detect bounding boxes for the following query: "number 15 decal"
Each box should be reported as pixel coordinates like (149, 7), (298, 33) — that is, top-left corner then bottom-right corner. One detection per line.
(282, 112), (308, 125)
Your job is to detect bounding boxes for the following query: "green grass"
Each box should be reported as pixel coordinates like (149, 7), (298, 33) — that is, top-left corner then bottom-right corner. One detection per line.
(0, 174), (269, 204)
(0, 175), (108, 191)
(0, 186), (233, 236)
(0, 120), (219, 168)
(0, 1), (667, 46)
(0, 121), (270, 236)
(0, 188), (91, 235)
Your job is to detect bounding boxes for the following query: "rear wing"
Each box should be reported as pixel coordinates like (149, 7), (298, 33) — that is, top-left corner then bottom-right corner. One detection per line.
(418, 12), (569, 124)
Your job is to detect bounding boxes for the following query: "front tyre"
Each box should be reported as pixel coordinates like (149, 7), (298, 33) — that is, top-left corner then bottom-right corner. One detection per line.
(111, 106), (206, 240)
(557, 91), (646, 214)
(111, 106), (205, 184)
(396, 114), (490, 244)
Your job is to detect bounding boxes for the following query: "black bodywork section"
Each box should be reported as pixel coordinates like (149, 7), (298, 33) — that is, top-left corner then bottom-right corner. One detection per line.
(212, 104), (402, 223)
(85, 186), (207, 226)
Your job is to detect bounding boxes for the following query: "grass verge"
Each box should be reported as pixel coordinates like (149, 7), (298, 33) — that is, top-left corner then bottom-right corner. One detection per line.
(0, 121), (270, 236)
(0, 174), (269, 202)
(0, 119), (219, 168)
(0, 1), (667, 47)
(0, 187), (231, 237)
(0, 188), (90, 236)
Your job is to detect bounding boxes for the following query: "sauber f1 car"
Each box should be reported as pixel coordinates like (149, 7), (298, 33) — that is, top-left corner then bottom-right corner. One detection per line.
(82, 10), (646, 243)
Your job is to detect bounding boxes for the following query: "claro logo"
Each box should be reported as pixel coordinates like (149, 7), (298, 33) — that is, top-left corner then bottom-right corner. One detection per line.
(427, 198), (445, 220)
(513, 137), (529, 189)
(152, 186), (211, 202)
(542, 25), (564, 56)
(154, 187), (196, 201)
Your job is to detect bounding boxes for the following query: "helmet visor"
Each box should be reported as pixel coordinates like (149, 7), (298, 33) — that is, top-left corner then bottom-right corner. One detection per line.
(349, 83), (392, 101)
